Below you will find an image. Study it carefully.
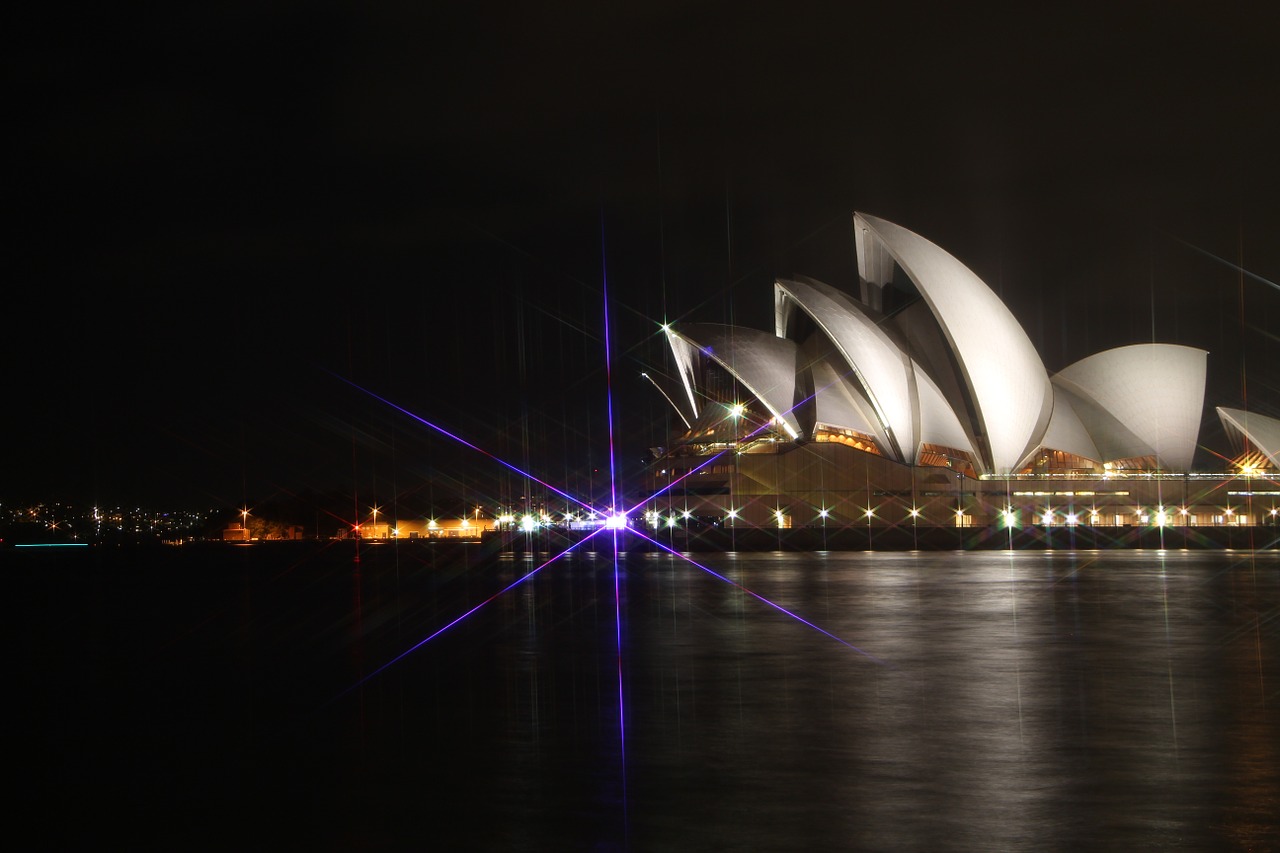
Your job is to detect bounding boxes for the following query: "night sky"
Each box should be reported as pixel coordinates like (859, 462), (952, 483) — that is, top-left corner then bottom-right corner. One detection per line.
(7, 2), (1278, 512)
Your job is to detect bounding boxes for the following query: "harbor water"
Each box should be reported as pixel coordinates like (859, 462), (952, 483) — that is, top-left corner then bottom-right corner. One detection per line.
(12, 543), (1279, 850)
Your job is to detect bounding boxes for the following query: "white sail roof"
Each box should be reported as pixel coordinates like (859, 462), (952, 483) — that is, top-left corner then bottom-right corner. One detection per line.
(1053, 344), (1207, 472)
(669, 324), (802, 439)
(809, 353), (887, 447)
(640, 370), (695, 430)
(855, 213), (1053, 474)
(665, 327), (701, 420)
(1217, 407), (1280, 470)
(1038, 384), (1103, 463)
(914, 365), (977, 462)
(651, 216), (1217, 477)
(775, 278), (915, 461)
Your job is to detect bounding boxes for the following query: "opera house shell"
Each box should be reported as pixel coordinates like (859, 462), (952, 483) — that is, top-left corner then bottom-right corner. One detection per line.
(644, 214), (1279, 536)
(1218, 408), (1280, 473)
(661, 213), (1207, 476)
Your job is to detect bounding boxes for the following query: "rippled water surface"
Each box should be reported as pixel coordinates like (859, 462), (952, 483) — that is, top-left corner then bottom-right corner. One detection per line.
(14, 546), (1279, 850)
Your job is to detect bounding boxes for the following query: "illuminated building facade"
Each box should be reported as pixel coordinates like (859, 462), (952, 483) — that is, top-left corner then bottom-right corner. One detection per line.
(643, 214), (1279, 532)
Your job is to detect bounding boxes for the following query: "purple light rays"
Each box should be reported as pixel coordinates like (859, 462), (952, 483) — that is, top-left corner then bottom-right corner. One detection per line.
(630, 527), (894, 668)
(600, 215), (630, 828)
(623, 415), (770, 515)
(332, 373), (597, 518)
(613, 527), (629, 827)
(337, 526), (610, 698)
(334, 263), (889, 717)
(330, 369), (625, 698)
(601, 216), (619, 516)
(621, 378), (828, 517)
(323, 221), (896, 853)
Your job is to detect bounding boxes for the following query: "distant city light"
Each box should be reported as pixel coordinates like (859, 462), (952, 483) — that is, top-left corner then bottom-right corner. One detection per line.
(605, 514), (628, 530)
(15, 543), (88, 548)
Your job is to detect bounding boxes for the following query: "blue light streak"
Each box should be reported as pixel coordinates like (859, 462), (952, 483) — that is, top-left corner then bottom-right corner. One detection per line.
(630, 528), (894, 668)
(601, 214), (619, 515)
(338, 526), (609, 696)
(600, 213), (629, 832)
(612, 528), (629, 831)
(337, 261), (891, 841)
(332, 373), (598, 517)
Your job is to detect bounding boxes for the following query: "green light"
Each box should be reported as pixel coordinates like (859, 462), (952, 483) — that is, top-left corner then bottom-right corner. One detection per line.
(15, 543), (88, 548)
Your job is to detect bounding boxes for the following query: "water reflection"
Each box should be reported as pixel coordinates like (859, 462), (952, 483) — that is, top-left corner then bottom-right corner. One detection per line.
(362, 548), (1276, 849)
(15, 546), (1278, 849)
(611, 550), (1277, 850)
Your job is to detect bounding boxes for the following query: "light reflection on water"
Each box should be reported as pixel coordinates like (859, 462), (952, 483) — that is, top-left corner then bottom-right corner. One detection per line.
(15, 546), (1279, 849)
(469, 549), (1279, 851)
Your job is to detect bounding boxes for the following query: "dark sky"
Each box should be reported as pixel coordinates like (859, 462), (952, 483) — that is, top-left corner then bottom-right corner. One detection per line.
(6, 1), (1278, 512)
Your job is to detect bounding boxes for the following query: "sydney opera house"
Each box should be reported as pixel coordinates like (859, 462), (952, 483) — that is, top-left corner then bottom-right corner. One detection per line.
(642, 213), (1280, 535)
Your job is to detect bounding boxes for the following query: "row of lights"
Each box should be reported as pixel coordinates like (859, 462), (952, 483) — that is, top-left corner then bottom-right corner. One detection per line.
(333, 501), (1279, 535)
(241, 495), (1280, 535)
(395, 502), (1278, 529)
(496, 511), (630, 532)
(646, 504), (1280, 528)
(1000, 505), (1279, 527)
